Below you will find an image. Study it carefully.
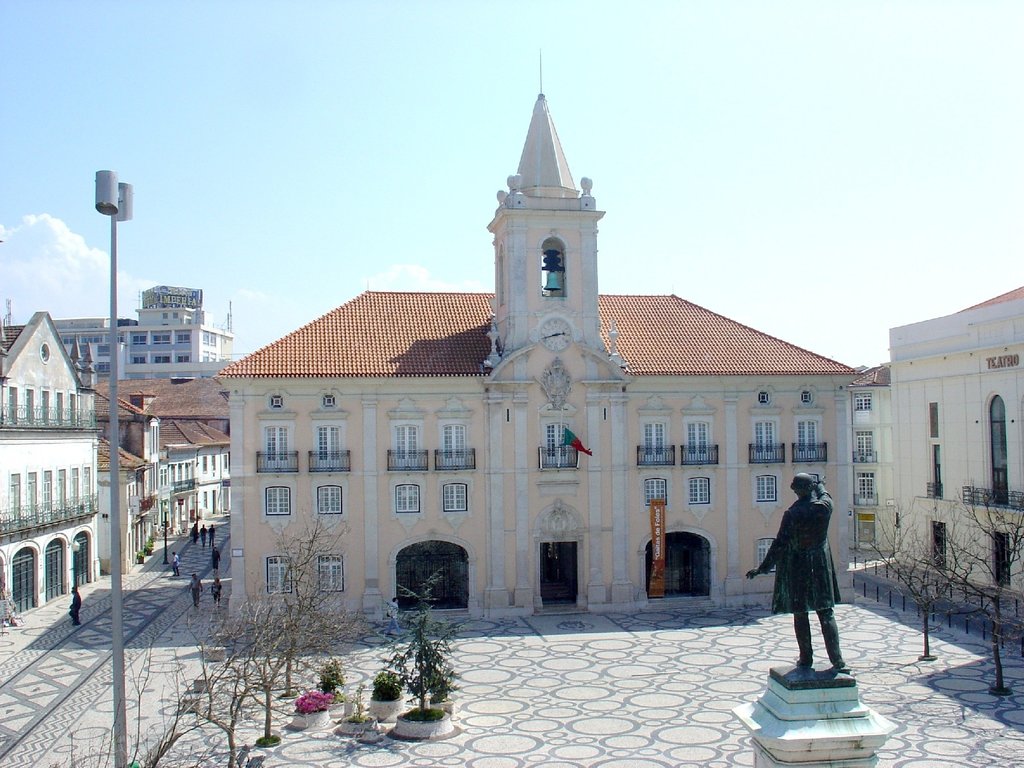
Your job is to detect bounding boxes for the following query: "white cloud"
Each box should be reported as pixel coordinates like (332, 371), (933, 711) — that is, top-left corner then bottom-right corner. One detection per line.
(1, 214), (151, 323)
(362, 264), (489, 293)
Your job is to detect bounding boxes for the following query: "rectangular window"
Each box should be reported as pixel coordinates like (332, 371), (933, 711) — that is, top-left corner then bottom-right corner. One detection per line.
(152, 355), (171, 364)
(131, 355), (147, 364)
(175, 331), (191, 344)
(687, 421), (710, 447)
(201, 456), (208, 473)
(854, 392), (873, 412)
(84, 467), (91, 497)
(265, 486), (291, 516)
(932, 521), (947, 569)
(131, 333), (147, 345)
(442, 482), (467, 512)
(151, 333), (171, 345)
(71, 468), (80, 502)
(688, 477), (711, 504)
(994, 532), (1011, 586)
(754, 421), (775, 447)
(176, 354), (190, 363)
(43, 470), (53, 506)
(57, 470), (66, 503)
(26, 473), (37, 510)
(854, 431), (874, 461)
(796, 420), (817, 445)
(756, 475), (777, 502)
(317, 425), (341, 458)
(644, 477), (668, 506)
(643, 422), (666, 449)
(929, 402), (939, 439)
(9, 474), (21, 512)
(318, 555), (344, 592)
(396, 484), (420, 513)
(266, 556), (292, 593)
(856, 472), (876, 504)
(317, 485), (343, 514)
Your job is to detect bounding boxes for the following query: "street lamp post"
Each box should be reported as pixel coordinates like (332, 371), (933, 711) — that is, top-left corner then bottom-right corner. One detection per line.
(162, 508), (169, 565)
(95, 170), (132, 768)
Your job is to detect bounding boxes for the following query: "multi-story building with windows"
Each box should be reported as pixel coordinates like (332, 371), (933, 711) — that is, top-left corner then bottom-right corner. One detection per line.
(0, 312), (99, 614)
(220, 94), (855, 617)
(848, 366), (894, 550)
(54, 285), (233, 380)
(890, 286), (1024, 591)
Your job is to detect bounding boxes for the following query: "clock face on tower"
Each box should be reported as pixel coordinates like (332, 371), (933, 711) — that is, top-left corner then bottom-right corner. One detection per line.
(539, 318), (572, 351)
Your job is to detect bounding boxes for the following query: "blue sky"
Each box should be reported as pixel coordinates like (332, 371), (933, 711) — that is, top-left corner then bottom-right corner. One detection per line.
(2, 1), (1021, 367)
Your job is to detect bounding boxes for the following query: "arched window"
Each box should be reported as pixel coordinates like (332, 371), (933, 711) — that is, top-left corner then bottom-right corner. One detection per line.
(540, 237), (566, 297)
(990, 396), (1008, 504)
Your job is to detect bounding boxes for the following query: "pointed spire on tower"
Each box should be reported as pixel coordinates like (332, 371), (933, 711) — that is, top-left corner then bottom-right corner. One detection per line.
(516, 94), (577, 199)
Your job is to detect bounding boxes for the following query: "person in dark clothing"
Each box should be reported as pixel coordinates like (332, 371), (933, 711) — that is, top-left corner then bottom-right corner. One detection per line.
(211, 546), (221, 573)
(191, 522), (199, 544)
(211, 577), (223, 606)
(200, 525), (207, 547)
(189, 574), (203, 608)
(208, 525), (215, 546)
(747, 474), (847, 672)
(69, 586), (82, 626)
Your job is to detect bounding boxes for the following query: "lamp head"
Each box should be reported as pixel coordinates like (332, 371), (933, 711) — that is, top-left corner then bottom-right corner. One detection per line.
(95, 171), (119, 215)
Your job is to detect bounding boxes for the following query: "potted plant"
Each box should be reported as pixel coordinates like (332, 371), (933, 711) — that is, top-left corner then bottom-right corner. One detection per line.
(135, 551), (146, 564)
(318, 657), (346, 716)
(336, 684), (380, 739)
(144, 536), (155, 555)
(368, 670), (404, 723)
(292, 690), (335, 730)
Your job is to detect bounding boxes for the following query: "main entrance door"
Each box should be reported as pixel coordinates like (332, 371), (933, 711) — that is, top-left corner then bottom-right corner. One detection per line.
(12, 548), (36, 613)
(395, 540), (468, 610)
(645, 532), (710, 597)
(540, 541), (578, 605)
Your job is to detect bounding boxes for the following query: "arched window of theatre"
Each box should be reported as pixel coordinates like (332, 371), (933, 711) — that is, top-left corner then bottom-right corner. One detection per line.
(989, 395), (1008, 503)
(540, 237), (566, 298)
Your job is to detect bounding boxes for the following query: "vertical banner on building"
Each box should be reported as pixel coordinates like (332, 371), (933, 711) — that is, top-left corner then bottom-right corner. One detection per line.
(649, 499), (666, 597)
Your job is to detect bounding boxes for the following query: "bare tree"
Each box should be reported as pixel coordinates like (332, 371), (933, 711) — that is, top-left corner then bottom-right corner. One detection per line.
(942, 497), (1024, 695)
(873, 510), (952, 661)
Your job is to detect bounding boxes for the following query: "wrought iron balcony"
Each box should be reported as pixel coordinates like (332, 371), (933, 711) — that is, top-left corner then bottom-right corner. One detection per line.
(792, 442), (828, 463)
(852, 450), (877, 463)
(749, 443), (786, 464)
(308, 450), (352, 472)
(637, 445), (675, 466)
(434, 448), (476, 471)
(172, 478), (196, 493)
(257, 451), (299, 473)
(539, 446), (579, 470)
(681, 444), (719, 466)
(962, 485), (1024, 511)
(926, 482), (943, 499)
(855, 495), (878, 506)
(387, 450), (429, 472)
(1, 406), (96, 429)
(0, 495), (98, 536)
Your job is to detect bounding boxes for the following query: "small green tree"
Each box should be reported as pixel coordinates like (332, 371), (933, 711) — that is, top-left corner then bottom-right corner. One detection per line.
(386, 576), (458, 717)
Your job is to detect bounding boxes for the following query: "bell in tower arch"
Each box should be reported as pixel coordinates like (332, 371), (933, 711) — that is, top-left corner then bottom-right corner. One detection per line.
(542, 247), (565, 297)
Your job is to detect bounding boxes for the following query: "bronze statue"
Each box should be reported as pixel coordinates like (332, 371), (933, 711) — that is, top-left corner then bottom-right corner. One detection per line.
(747, 473), (848, 672)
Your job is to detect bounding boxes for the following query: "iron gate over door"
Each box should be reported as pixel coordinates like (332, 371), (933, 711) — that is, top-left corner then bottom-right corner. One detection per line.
(45, 540), (65, 601)
(12, 548), (36, 613)
(395, 540), (468, 610)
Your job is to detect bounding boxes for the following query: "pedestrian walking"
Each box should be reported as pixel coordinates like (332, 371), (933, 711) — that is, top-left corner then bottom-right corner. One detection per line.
(200, 525), (207, 548)
(211, 576), (223, 606)
(211, 546), (221, 573)
(208, 525), (215, 546)
(189, 573), (203, 608)
(171, 551), (181, 577)
(69, 586), (82, 626)
(191, 522), (199, 545)
(384, 596), (401, 635)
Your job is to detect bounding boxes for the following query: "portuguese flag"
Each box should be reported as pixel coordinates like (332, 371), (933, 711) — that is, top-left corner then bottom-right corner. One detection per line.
(563, 428), (593, 456)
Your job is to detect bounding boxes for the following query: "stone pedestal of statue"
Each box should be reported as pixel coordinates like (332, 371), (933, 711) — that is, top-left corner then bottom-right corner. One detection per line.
(734, 666), (895, 767)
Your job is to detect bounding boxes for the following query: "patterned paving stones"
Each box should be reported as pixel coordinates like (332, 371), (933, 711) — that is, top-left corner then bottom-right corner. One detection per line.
(1, 551), (1023, 766)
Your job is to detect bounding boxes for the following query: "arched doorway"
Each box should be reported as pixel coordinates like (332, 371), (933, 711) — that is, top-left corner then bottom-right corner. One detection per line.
(72, 532), (90, 586)
(645, 532), (711, 597)
(44, 540), (66, 602)
(12, 548), (36, 613)
(395, 540), (468, 610)
(990, 396), (1008, 505)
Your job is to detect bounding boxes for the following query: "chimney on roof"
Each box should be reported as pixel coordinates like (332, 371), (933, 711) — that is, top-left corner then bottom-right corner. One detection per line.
(129, 392), (155, 411)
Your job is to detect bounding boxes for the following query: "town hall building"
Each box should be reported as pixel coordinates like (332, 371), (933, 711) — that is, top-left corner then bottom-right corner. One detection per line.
(219, 94), (855, 617)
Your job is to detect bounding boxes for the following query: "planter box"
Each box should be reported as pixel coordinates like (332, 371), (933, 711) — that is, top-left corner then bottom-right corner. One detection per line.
(290, 709), (332, 731)
(369, 697), (404, 723)
(391, 711), (455, 740)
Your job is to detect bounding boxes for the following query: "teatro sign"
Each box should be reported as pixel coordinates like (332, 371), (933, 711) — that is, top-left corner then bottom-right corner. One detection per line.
(986, 353), (1020, 370)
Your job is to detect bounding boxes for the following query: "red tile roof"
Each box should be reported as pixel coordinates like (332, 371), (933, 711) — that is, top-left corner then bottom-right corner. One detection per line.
(961, 285), (1024, 312)
(159, 419), (229, 450)
(850, 365), (891, 387)
(97, 377), (229, 419)
(219, 291), (853, 379)
(97, 438), (146, 471)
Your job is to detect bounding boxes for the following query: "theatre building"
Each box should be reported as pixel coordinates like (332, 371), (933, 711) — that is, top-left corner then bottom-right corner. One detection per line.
(219, 95), (854, 617)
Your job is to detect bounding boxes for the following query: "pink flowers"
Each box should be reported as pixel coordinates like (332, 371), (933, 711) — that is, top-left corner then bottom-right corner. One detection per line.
(294, 690), (335, 714)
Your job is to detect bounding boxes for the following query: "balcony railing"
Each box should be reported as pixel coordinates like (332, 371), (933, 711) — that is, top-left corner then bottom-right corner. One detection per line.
(257, 451), (299, 473)
(387, 450), (429, 472)
(172, 478), (196, 493)
(434, 448), (476, 471)
(792, 442), (828, 463)
(637, 445), (675, 466)
(926, 482), (943, 499)
(853, 450), (877, 463)
(749, 443), (786, 464)
(681, 444), (719, 466)
(539, 446), (579, 470)
(1, 406), (96, 429)
(0, 495), (98, 536)
(308, 450), (352, 472)
(963, 485), (1024, 511)
(855, 495), (878, 506)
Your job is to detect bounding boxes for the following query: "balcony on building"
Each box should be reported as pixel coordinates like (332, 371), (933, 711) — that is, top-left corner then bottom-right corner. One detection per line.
(434, 448), (476, 471)
(0, 495), (98, 536)
(926, 482), (943, 499)
(539, 445), (579, 470)
(387, 450), (429, 472)
(855, 494), (879, 506)
(1, 405), (96, 429)
(172, 478), (196, 493)
(792, 442), (828, 463)
(962, 485), (1024, 511)
(257, 451), (300, 473)
(852, 450), (877, 463)
(681, 444), (719, 466)
(749, 443), (786, 464)
(636, 445), (675, 466)
(308, 450), (352, 472)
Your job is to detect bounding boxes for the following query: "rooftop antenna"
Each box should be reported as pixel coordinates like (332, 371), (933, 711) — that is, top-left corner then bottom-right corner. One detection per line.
(226, 300), (233, 333)
(3, 298), (11, 327)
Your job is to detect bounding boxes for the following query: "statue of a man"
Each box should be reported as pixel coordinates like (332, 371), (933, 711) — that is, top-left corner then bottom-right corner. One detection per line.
(746, 473), (848, 672)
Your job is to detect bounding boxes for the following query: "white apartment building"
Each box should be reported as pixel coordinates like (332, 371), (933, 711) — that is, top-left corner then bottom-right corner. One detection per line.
(848, 366), (895, 550)
(1, 312), (99, 613)
(55, 284), (233, 380)
(890, 286), (1024, 590)
(220, 94), (856, 618)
